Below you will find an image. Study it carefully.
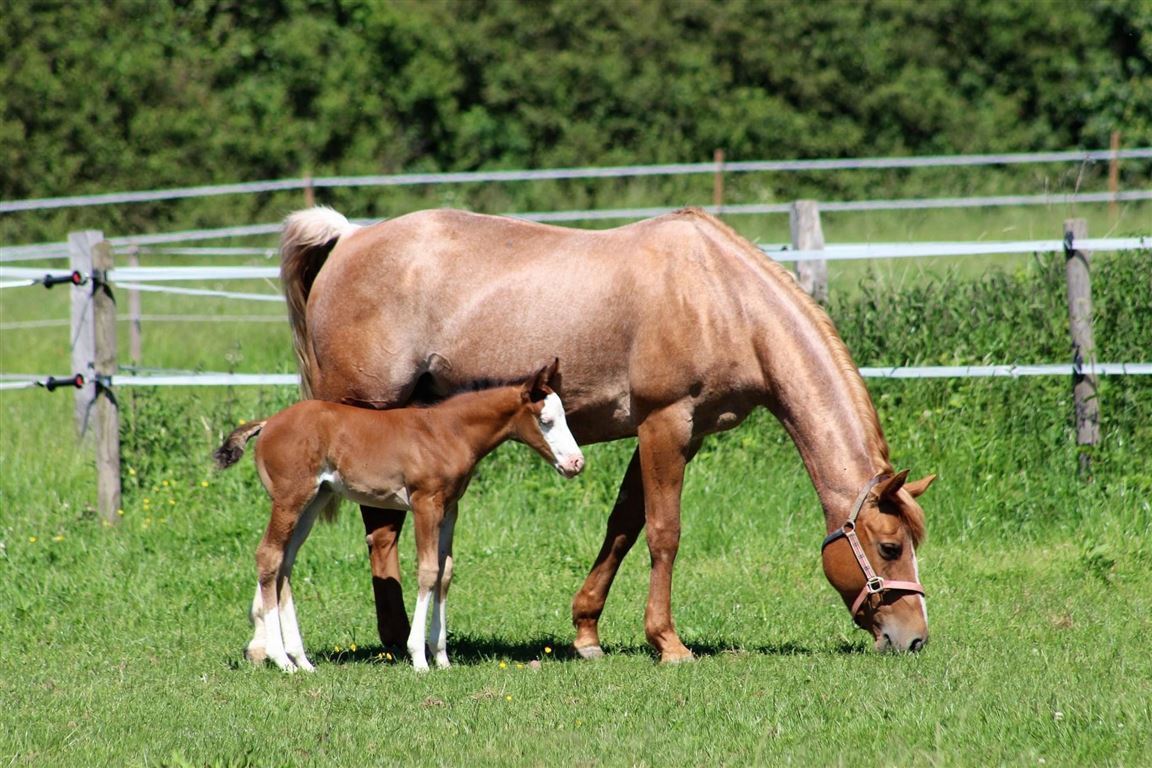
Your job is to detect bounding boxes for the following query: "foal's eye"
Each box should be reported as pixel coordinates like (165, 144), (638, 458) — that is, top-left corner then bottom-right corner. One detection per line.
(539, 415), (554, 426)
(878, 542), (903, 561)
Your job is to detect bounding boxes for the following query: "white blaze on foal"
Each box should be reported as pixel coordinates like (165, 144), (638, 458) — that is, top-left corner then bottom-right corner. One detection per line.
(214, 359), (583, 671)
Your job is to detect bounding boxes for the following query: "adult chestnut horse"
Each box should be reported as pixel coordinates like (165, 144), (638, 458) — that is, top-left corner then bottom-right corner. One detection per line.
(281, 205), (935, 660)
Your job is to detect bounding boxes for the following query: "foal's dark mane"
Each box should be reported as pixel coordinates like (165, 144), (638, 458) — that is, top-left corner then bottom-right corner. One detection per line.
(409, 371), (549, 408)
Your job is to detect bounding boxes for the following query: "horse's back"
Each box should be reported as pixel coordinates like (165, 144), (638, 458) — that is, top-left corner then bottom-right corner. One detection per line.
(304, 208), (773, 440)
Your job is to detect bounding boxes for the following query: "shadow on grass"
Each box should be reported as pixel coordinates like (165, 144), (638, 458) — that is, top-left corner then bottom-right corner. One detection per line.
(307, 634), (870, 668)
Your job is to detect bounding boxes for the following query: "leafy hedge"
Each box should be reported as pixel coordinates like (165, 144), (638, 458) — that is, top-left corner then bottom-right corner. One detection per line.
(4, 0), (1151, 242)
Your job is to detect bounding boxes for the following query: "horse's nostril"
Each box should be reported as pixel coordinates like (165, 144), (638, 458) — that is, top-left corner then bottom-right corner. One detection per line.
(909, 637), (925, 653)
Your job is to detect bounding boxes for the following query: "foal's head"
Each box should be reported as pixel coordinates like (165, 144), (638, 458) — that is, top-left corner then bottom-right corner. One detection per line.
(513, 359), (584, 478)
(821, 471), (934, 652)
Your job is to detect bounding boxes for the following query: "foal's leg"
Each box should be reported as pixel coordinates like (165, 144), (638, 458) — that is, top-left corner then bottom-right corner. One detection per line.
(361, 506), (411, 648)
(251, 493), (317, 672)
(429, 500), (459, 669)
(246, 582), (268, 664)
(406, 494), (445, 671)
(275, 492), (326, 672)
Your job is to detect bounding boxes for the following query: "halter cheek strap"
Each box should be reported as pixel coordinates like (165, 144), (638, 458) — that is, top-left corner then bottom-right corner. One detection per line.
(822, 474), (926, 617)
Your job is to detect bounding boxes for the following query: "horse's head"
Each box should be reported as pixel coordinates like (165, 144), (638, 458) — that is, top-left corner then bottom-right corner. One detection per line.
(516, 358), (585, 478)
(821, 470), (934, 652)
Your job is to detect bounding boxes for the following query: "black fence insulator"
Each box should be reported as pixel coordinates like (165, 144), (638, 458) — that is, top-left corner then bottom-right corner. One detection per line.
(41, 374), (86, 391)
(42, 271), (87, 288)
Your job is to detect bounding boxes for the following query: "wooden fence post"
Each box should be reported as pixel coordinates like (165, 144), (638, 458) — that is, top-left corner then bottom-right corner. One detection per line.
(1064, 218), (1099, 478)
(791, 200), (828, 304)
(68, 231), (100, 437)
(712, 149), (725, 211)
(68, 231), (122, 522)
(1108, 131), (1121, 224)
(92, 239), (122, 523)
(304, 172), (315, 208)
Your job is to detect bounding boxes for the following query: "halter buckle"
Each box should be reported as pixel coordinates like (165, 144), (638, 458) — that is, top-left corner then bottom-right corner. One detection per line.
(865, 576), (884, 594)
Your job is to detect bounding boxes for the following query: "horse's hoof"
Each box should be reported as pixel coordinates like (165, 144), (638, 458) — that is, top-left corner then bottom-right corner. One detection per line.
(659, 648), (695, 664)
(575, 644), (605, 660)
(245, 646), (267, 665)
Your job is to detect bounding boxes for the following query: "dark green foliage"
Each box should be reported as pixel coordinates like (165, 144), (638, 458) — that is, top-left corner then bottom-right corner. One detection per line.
(3, 0), (1151, 242)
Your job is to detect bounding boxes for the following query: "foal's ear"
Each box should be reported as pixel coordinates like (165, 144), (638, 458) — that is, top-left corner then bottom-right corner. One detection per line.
(542, 357), (560, 385)
(523, 360), (557, 404)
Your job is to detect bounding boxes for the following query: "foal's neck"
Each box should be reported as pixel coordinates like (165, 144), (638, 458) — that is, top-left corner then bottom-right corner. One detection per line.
(429, 388), (523, 459)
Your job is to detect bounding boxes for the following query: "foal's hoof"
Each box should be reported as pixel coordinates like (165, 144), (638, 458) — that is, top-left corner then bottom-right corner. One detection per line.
(245, 646), (267, 665)
(574, 644), (605, 660)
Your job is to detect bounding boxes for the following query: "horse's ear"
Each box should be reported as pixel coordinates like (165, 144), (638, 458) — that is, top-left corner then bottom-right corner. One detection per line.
(874, 469), (910, 499)
(903, 474), (936, 498)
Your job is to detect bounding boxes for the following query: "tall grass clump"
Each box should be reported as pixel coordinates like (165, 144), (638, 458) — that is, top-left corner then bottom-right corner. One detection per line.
(829, 249), (1151, 545)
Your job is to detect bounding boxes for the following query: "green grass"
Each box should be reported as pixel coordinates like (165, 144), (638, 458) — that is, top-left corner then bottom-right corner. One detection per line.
(1, 235), (1150, 766)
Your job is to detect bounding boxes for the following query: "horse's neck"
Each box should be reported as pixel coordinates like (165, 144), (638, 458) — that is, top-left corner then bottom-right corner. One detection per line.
(744, 265), (891, 528)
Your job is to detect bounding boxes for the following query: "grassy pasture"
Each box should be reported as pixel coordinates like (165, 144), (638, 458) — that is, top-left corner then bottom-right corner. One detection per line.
(1, 224), (1150, 766)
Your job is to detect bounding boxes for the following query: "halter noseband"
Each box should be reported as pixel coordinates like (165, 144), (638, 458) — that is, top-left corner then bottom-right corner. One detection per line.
(821, 473), (925, 617)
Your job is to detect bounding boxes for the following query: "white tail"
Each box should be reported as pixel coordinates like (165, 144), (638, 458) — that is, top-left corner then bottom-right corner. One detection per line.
(280, 207), (361, 399)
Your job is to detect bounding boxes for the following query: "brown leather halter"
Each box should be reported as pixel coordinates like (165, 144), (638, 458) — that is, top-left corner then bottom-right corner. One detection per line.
(822, 474), (926, 617)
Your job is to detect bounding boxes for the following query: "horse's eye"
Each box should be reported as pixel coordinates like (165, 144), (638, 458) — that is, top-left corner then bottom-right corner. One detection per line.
(878, 542), (902, 561)
(539, 415), (553, 426)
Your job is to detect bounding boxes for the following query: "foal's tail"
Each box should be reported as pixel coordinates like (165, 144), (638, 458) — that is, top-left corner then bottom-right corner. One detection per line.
(213, 420), (267, 469)
(280, 206), (361, 398)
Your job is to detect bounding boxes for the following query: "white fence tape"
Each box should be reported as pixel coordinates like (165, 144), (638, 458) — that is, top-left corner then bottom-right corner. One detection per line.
(773, 236), (1152, 262)
(4, 190), (1151, 262)
(521, 189), (1152, 223)
(2, 235), (1148, 291)
(111, 282), (285, 302)
(4, 364), (1151, 392)
(4, 148), (1151, 213)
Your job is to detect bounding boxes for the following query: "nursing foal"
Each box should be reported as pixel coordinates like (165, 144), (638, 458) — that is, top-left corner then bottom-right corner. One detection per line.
(214, 360), (584, 671)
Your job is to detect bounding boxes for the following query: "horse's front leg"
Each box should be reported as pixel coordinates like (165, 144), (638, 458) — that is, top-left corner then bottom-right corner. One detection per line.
(406, 493), (445, 671)
(361, 505), (410, 649)
(429, 499), (459, 669)
(571, 448), (646, 659)
(636, 407), (698, 663)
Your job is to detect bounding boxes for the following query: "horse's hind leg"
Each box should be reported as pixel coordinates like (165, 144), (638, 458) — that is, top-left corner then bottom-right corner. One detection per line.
(429, 500), (458, 669)
(571, 448), (646, 659)
(362, 506), (411, 649)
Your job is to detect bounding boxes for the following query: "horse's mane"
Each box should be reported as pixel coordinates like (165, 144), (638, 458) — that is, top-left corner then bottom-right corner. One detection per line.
(673, 207), (892, 474)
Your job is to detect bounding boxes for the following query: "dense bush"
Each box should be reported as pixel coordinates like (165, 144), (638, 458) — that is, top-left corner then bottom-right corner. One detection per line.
(3, 0), (1151, 242)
